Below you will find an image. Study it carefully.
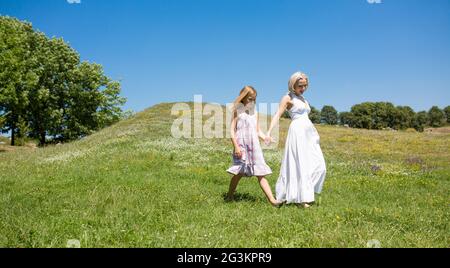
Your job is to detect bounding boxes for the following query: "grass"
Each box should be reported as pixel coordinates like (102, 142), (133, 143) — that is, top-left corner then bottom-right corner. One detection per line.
(0, 102), (449, 248)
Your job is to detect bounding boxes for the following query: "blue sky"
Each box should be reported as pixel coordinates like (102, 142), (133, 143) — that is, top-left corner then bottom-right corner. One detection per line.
(1, 0), (449, 113)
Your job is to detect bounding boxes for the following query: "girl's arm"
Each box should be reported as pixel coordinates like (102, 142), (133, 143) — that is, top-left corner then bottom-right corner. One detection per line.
(230, 110), (242, 158)
(267, 95), (291, 139)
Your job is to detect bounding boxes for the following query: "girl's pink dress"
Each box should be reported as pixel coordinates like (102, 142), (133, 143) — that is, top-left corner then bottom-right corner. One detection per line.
(226, 106), (272, 177)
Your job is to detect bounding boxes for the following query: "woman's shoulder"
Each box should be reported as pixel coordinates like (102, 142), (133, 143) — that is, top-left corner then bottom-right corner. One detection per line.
(282, 93), (292, 102)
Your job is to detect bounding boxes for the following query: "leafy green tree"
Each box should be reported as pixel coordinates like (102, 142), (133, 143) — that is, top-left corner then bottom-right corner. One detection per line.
(338, 111), (353, 126)
(428, 106), (445, 127)
(0, 16), (126, 146)
(309, 106), (321, 124)
(0, 16), (37, 145)
(26, 34), (80, 145)
(320, 105), (338, 125)
(372, 102), (396, 129)
(413, 111), (428, 132)
(350, 102), (374, 129)
(444, 106), (450, 123)
(60, 62), (126, 141)
(395, 106), (415, 130)
(0, 112), (5, 128)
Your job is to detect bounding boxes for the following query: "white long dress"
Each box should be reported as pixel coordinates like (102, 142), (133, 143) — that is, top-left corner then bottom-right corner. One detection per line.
(275, 93), (327, 204)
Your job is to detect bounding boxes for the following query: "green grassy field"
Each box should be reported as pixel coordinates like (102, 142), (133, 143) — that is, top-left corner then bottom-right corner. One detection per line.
(0, 103), (449, 248)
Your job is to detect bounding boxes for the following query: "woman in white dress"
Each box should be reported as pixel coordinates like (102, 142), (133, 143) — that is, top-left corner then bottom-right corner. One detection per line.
(266, 72), (327, 208)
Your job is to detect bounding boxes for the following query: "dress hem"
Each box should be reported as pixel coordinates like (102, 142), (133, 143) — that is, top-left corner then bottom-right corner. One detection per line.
(226, 164), (273, 177)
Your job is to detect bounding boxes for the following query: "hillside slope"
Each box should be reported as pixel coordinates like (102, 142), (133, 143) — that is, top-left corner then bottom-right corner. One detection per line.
(0, 103), (449, 247)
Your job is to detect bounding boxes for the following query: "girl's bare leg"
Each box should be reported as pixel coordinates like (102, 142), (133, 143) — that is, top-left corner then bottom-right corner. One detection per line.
(226, 174), (243, 201)
(257, 176), (281, 206)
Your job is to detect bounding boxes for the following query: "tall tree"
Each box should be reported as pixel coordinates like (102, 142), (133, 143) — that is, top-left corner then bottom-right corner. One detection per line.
(338, 111), (353, 126)
(428, 106), (445, 127)
(350, 102), (374, 129)
(0, 16), (127, 146)
(444, 106), (450, 123)
(413, 111), (428, 132)
(27, 34), (80, 145)
(320, 105), (338, 125)
(309, 106), (321, 124)
(395, 106), (415, 129)
(0, 16), (37, 145)
(0, 112), (5, 128)
(372, 102), (396, 129)
(60, 62), (126, 140)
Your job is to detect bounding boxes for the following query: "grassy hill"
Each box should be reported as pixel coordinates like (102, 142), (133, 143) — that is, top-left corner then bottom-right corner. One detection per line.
(0, 103), (449, 247)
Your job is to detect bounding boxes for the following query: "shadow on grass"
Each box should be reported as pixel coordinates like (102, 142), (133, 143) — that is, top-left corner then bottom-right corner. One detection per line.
(222, 192), (259, 203)
(222, 192), (322, 207)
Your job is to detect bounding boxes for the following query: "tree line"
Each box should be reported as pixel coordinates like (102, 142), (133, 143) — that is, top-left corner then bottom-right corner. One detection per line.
(0, 16), (128, 146)
(284, 102), (449, 132)
(1, 16), (448, 147)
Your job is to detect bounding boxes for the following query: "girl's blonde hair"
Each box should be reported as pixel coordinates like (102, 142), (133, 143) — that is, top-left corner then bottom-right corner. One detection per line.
(288, 72), (309, 94)
(231, 86), (257, 111)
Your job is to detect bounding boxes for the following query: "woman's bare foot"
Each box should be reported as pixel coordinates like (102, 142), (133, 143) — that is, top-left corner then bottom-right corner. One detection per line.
(297, 202), (312, 208)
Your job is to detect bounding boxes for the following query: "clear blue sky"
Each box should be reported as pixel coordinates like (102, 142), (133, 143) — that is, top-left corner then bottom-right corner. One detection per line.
(1, 0), (449, 113)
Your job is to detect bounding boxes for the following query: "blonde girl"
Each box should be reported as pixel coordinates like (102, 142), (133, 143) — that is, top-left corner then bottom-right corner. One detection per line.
(226, 86), (282, 207)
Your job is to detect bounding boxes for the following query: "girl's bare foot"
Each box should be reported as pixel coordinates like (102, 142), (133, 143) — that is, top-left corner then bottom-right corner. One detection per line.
(225, 195), (235, 202)
(271, 200), (284, 208)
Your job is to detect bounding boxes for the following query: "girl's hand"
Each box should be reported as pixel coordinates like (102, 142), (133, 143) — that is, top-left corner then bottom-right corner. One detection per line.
(234, 147), (243, 159)
(264, 135), (274, 145)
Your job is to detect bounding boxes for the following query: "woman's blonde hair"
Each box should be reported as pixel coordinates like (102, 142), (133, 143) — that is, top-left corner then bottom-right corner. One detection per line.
(231, 86), (257, 111)
(288, 72), (309, 94)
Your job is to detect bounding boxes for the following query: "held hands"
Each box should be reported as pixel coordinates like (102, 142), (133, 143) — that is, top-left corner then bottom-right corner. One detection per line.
(264, 134), (275, 145)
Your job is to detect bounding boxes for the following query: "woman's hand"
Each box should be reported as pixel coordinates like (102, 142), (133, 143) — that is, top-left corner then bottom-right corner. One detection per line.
(264, 135), (274, 145)
(234, 147), (243, 159)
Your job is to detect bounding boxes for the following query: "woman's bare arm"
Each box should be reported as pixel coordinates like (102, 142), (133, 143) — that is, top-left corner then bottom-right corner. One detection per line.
(267, 95), (291, 138)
